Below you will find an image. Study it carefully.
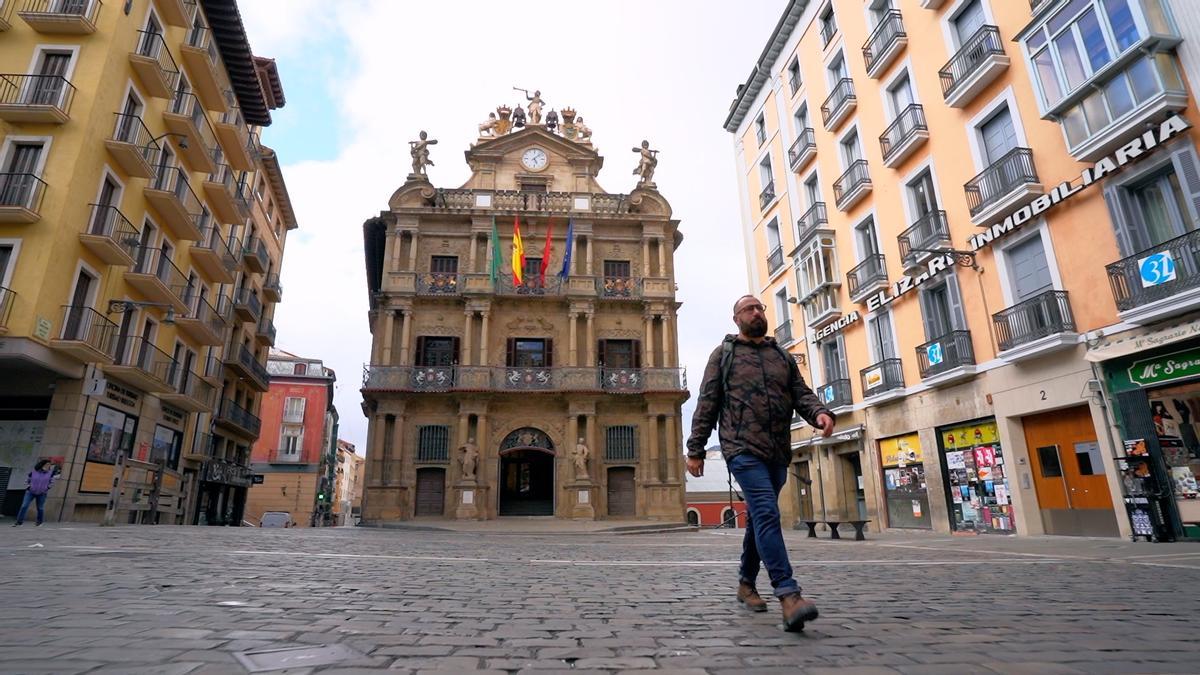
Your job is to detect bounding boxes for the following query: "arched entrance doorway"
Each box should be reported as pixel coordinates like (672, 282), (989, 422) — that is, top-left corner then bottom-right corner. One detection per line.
(498, 427), (555, 516)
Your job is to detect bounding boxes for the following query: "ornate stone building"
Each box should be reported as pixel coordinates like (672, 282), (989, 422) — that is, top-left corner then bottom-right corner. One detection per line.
(359, 104), (688, 522)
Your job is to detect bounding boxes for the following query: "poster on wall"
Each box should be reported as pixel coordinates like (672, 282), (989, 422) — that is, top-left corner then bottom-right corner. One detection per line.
(87, 405), (136, 464)
(878, 433), (930, 529)
(151, 425), (182, 470)
(0, 421), (46, 491)
(940, 420), (1015, 534)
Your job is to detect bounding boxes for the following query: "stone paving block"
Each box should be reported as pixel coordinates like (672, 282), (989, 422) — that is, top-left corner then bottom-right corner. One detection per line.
(980, 663), (1088, 675)
(896, 665), (998, 675)
(88, 663), (205, 675)
(806, 667), (903, 675)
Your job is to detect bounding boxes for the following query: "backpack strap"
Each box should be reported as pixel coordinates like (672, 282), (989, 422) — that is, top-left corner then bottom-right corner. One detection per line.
(718, 335), (736, 395)
(773, 340), (798, 388)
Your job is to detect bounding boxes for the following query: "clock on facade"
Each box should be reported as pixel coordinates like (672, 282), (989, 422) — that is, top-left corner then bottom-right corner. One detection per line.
(521, 147), (548, 171)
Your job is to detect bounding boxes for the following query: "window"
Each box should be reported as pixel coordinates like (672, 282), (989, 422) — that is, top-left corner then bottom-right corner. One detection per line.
(979, 106), (1018, 165)
(507, 338), (550, 367)
(1107, 149), (1200, 255)
(152, 425), (182, 470)
(415, 336), (459, 366)
(1075, 441), (1104, 475)
(828, 53), (848, 84)
(918, 276), (966, 339)
(430, 255), (458, 274)
(840, 130), (862, 166)
(522, 256), (542, 284)
(766, 218), (782, 254)
(909, 169), (940, 219)
(774, 288), (790, 324)
(139, 14), (164, 56)
(603, 260), (630, 279)
(820, 335), (848, 382)
(787, 59), (802, 94)
(888, 73), (915, 116)
(605, 425), (638, 462)
(284, 396), (306, 422)
(599, 339), (640, 368)
(0, 143), (44, 209)
(953, 0), (986, 46)
(798, 235), (838, 297)
(31, 51), (71, 106)
(794, 105), (810, 133)
(856, 217), (880, 258)
(820, 3), (838, 45)
(687, 510), (700, 526)
(0, 244), (13, 284)
(868, 310), (897, 361)
(417, 425), (450, 462)
(721, 507), (737, 528)
(759, 157), (774, 189)
(805, 174), (821, 205)
(280, 425), (302, 456)
(1037, 445), (1063, 477)
(754, 114), (766, 146)
(63, 269), (97, 340)
(293, 363), (307, 375)
(870, 0), (896, 25)
(1005, 234), (1053, 302)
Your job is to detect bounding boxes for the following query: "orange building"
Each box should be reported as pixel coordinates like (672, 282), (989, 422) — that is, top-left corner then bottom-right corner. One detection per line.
(727, 0), (1200, 541)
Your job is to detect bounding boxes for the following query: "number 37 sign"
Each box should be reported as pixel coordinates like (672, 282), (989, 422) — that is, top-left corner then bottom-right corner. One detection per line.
(1138, 251), (1176, 288)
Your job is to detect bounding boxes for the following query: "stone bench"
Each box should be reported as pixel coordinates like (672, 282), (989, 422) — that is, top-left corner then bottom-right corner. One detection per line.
(801, 519), (870, 541)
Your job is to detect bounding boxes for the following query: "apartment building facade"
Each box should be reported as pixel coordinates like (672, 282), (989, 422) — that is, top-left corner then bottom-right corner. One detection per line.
(360, 114), (689, 522)
(333, 439), (363, 526)
(727, 0), (1200, 540)
(0, 0), (295, 525)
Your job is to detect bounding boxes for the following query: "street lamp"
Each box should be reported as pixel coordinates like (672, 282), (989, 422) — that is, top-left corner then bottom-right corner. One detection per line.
(107, 299), (177, 325)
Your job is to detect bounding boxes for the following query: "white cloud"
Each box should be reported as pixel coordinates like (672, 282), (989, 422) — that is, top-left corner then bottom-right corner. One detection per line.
(244, 0), (787, 452)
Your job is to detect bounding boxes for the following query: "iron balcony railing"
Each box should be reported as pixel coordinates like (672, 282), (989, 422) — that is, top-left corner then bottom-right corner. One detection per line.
(897, 210), (951, 267)
(362, 365), (687, 393)
(416, 272), (461, 295)
(964, 147), (1037, 218)
(1107, 229), (1200, 312)
(172, 368), (214, 407)
(788, 71), (801, 95)
(863, 10), (905, 73)
(833, 160), (871, 208)
(186, 292), (225, 336)
(861, 358), (905, 397)
(110, 112), (161, 164)
(202, 352), (223, 380)
(168, 91), (217, 152)
(132, 246), (188, 298)
(219, 97), (245, 128)
(598, 276), (641, 299)
(495, 275), (564, 297)
(150, 163), (203, 216)
(58, 305), (116, 354)
(243, 235), (268, 265)
(433, 188), (630, 214)
(218, 397), (261, 437)
(939, 25), (1004, 100)
(817, 378), (852, 409)
(0, 172), (47, 213)
(196, 224), (238, 271)
(186, 25), (221, 67)
(263, 273), (282, 297)
(788, 128), (816, 168)
(821, 78), (855, 127)
(233, 287), (262, 321)
(0, 73), (76, 112)
(257, 316), (276, 343)
(774, 319), (793, 345)
(796, 202), (829, 243)
(231, 342), (269, 388)
(19, 0), (100, 21)
(86, 204), (139, 256)
(820, 16), (837, 46)
(0, 286), (14, 328)
(993, 290), (1075, 352)
(879, 104), (926, 162)
(759, 181), (776, 210)
(113, 334), (176, 383)
(134, 29), (180, 86)
(270, 447), (303, 463)
(755, 124), (766, 146)
(847, 254), (887, 298)
(767, 246), (784, 274)
(917, 330), (975, 379)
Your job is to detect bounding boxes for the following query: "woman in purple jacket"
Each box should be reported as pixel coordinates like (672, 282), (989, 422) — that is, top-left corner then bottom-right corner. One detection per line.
(13, 460), (56, 527)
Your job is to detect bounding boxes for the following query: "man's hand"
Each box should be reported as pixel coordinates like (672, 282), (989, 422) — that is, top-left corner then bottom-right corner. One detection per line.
(686, 457), (704, 477)
(816, 413), (835, 438)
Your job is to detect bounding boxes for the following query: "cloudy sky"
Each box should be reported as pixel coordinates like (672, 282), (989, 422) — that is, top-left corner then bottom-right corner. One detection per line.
(240, 0), (787, 452)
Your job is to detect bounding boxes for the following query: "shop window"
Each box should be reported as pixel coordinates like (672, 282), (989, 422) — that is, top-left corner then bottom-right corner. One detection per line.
(87, 404), (137, 464)
(1037, 445), (1063, 478)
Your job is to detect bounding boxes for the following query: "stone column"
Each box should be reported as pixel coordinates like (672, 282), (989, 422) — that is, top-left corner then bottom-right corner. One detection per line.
(479, 311), (490, 366)
(585, 236), (593, 276)
(644, 314), (656, 368)
(462, 310), (474, 366)
(469, 234), (478, 273)
(657, 237), (666, 277)
(643, 413), (658, 484)
(390, 229), (402, 269)
(370, 414), (386, 485)
(665, 414), (679, 482)
(567, 413), (580, 477)
(408, 231), (419, 271)
(660, 315), (669, 370)
(586, 312), (596, 367)
(381, 310), (396, 364)
(642, 238), (651, 276)
(568, 312), (578, 366)
(369, 312), (383, 363)
(586, 413), (599, 483)
(399, 310), (413, 365)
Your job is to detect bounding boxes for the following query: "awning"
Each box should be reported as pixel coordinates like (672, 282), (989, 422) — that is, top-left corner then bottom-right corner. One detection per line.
(1084, 314), (1200, 362)
(792, 424), (864, 450)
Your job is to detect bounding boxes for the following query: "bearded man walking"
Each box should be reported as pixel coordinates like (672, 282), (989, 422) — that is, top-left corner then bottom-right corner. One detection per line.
(687, 294), (835, 631)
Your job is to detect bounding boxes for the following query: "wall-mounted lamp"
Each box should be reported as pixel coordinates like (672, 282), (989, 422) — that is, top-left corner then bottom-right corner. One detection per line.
(786, 296), (800, 304)
(107, 300), (177, 325)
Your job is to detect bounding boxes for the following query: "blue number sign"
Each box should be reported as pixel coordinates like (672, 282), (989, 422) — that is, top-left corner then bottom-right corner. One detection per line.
(1138, 251), (1176, 288)
(927, 342), (944, 366)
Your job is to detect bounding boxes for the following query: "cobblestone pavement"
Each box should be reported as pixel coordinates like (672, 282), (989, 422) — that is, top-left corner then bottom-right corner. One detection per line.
(2, 523), (1200, 674)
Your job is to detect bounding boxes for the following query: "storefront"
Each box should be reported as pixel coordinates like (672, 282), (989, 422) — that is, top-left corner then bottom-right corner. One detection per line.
(196, 458), (251, 526)
(878, 433), (931, 529)
(937, 419), (1016, 534)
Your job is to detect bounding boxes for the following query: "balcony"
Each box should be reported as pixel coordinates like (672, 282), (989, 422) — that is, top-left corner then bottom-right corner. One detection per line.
(0, 286), (13, 332)
(833, 160), (871, 211)
(153, 0), (194, 26)
(795, 202), (830, 245)
(597, 276), (641, 300)
(242, 236), (268, 274)
(432, 188), (632, 216)
(416, 272), (461, 296)
(215, 397), (261, 440)
(766, 245), (786, 276)
(897, 210), (951, 272)
(940, 26), (1008, 108)
(863, 10), (906, 78)
(0, 73), (75, 123)
(282, 406), (304, 424)
(203, 163), (249, 224)
(159, 367), (215, 412)
(108, 335), (176, 394)
(49, 305), (116, 363)
(759, 181), (776, 211)
(129, 30), (179, 99)
(879, 104), (928, 168)
(0, 173), (46, 223)
(224, 343), (269, 392)
(231, 287), (261, 323)
(214, 98), (254, 170)
(993, 290), (1077, 363)
(916, 330), (976, 386)
(125, 247), (190, 312)
(180, 26), (229, 111)
(163, 92), (217, 174)
(817, 378), (852, 411)
(0, 0), (12, 30)
(79, 204), (139, 266)
(269, 448), (304, 464)
(788, 128), (816, 171)
(190, 225), (237, 284)
(820, 17), (837, 47)
(493, 275), (564, 297)
(774, 319), (794, 346)
(17, 0), (99, 34)
(788, 71), (801, 96)
(861, 358), (906, 405)
(802, 286), (841, 330)
(964, 148), (1042, 226)
(262, 273), (282, 302)
(175, 293), (226, 346)
(105, 113), (161, 179)
(919, 0), (946, 7)
(199, 352), (223, 384)
(145, 164), (202, 240)
(846, 254), (888, 303)
(362, 365), (687, 394)
(821, 78), (856, 131)
(255, 317), (276, 347)
(1107, 229), (1200, 325)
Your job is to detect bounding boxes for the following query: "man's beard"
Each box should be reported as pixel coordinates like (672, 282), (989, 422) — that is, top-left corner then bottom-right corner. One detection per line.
(740, 317), (768, 338)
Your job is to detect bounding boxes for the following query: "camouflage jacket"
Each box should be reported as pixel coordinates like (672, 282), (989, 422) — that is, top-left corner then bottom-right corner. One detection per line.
(686, 335), (833, 466)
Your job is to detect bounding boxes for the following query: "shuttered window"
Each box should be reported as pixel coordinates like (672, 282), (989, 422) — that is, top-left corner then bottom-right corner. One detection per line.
(417, 425), (450, 463)
(604, 425), (638, 462)
(506, 338), (552, 367)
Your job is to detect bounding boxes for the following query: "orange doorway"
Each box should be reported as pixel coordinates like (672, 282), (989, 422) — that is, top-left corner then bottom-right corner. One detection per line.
(1023, 406), (1119, 537)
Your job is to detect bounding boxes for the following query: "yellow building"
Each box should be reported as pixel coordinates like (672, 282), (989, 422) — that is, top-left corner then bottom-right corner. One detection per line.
(0, 0), (295, 525)
(728, 0), (1200, 540)
(333, 439), (363, 525)
(360, 106), (689, 522)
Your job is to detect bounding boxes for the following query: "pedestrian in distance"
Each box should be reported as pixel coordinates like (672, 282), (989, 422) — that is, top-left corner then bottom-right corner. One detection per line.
(687, 294), (836, 632)
(13, 459), (57, 527)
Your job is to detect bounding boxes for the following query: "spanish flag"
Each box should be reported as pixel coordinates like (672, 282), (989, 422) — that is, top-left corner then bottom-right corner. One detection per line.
(511, 216), (525, 286)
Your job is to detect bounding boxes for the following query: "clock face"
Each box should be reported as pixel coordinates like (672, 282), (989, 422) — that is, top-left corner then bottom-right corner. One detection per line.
(521, 147), (548, 171)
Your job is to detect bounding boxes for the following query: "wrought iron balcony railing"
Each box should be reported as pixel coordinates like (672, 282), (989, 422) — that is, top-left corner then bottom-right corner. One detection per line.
(133, 29), (179, 87)
(362, 365), (688, 393)
(759, 181), (776, 210)
(131, 246), (189, 297)
(233, 286), (262, 321)
(58, 305), (116, 354)
(767, 246), (784, 275)
(229, 342), (269, 388)
(821, 78), (855, 128)
(598, 276), (641, 299)
(0, 73), (75, 114)
(496, 275), (564, 297)
(861, 358), (905, 397)
(833, 160), (871, 209)
(113, 334), (176, 383)
(939, 25), (1004, 100)
(1107, 229), (1200, 312)
(879, 104), (926, 162)
(916, 330), (975, 379)
(796, 202), (828, 243)
(774, 319), (793, 345)
(788, 128), (816, 168)
(862, 10), (905, 73)
(993, 290), (1075, 352)
(820, 16), (838, 46)
(847, 254), (887, 299)
(0, 172), (47, 214)
(217, 397), (260, 437)
(109, 112), (161, 163)
(416, 272), (461, 295)
(897, 210), (951, 268)
(964, 147), (1037, 218)
(817, 378), (852, 409)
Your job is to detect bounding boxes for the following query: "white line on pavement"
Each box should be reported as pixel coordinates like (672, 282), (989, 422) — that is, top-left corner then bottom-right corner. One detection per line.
(875, 542), (1092, 560)
(529, 559), (1068, 566)
(1122, 551), (1200, 560)
(1130, 560), (1200, 570)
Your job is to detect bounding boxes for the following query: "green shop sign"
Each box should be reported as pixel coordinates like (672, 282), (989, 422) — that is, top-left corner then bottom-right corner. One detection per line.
(1128, 348), (1200, 387)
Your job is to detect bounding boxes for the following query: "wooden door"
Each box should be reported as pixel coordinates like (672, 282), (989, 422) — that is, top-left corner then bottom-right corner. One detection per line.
(606, 467), (635, 517)
(414, 468), (444, 516)
(795, 462), (814, 521)
(1024, 406), (1117, 536)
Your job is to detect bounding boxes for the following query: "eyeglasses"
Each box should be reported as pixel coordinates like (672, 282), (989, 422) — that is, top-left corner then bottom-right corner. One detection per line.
(736, 303), (767, 314)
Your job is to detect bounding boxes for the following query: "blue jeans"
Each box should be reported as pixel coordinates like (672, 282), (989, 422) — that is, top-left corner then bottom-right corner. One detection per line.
(728, 452), (800, 598)
(16, 491), (47, 525)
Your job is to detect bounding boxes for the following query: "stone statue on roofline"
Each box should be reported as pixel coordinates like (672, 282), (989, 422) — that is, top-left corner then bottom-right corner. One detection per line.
(409, 130), (437, 178)
(632, 139), (658, 187)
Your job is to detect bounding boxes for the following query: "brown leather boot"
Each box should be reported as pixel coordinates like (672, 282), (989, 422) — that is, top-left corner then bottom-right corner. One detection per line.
(779, 592), (818, 632)
(736, 582), (767, 612)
